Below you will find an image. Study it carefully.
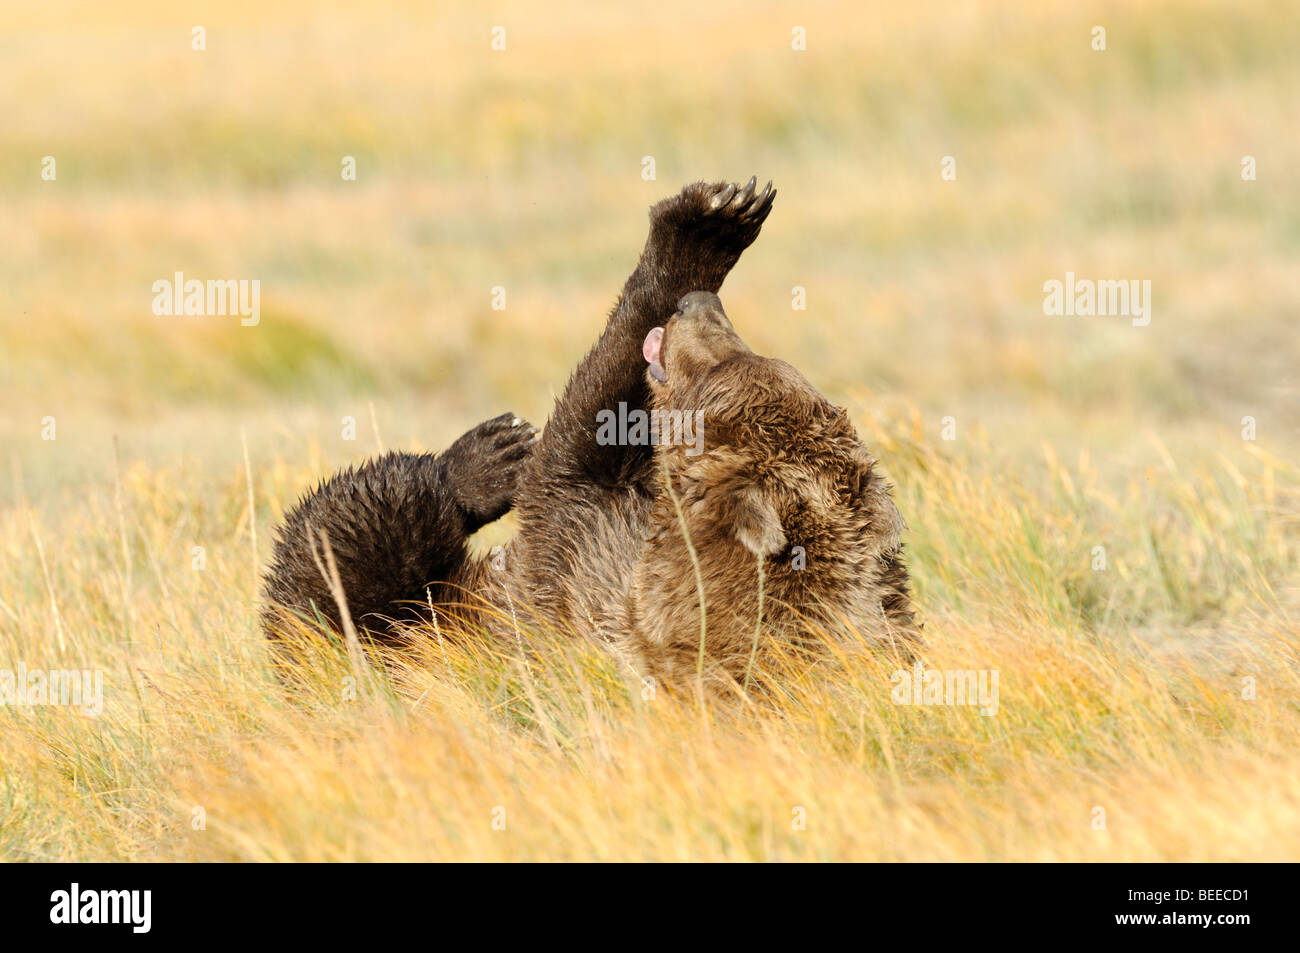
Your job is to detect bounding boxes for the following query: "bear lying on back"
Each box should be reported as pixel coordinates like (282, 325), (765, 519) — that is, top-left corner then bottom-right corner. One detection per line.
(263, 178), (915, 688)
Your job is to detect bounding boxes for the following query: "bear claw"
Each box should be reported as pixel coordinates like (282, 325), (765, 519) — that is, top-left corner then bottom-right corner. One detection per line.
(706, 176), (776, 225)
(733, 175), (758, 207)
(709, 182), (737, 209)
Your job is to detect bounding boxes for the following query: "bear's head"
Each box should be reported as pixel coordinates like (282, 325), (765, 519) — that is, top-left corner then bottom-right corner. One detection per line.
(630, 291), (915, 688)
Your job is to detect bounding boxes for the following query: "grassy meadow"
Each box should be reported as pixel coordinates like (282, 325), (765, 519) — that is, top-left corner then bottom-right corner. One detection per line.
(2, 0), (1298, 860)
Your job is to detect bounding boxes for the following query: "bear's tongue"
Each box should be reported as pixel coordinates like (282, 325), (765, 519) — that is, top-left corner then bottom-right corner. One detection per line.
(643, 327), (667, 383)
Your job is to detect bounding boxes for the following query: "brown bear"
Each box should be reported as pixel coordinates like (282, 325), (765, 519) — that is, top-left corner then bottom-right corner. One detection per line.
(263, 177), (915, 687)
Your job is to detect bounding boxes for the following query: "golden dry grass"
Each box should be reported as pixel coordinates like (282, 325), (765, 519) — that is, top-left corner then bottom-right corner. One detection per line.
(2, 0), (1297, 860)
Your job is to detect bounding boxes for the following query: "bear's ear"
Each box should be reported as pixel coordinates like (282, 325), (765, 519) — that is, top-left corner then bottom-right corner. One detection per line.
(729, 486), (786, 558)
(844, 445), (876, 502)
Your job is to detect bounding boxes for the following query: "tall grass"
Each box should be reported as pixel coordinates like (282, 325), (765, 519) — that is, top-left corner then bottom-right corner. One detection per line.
(1, 421), (1295, 860)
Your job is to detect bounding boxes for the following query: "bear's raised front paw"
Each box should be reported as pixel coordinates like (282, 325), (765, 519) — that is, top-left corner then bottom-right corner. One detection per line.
(647, 176), (776, 278)
(654, 175), (776, 238)
(441, 412), (540, 528)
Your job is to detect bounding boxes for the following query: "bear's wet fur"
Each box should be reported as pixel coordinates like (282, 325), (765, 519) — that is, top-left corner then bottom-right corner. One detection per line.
(262, 413), (537, 646)
(262, 178), (915, 688)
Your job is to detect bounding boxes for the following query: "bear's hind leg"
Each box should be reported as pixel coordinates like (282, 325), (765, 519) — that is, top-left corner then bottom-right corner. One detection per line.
(261, 413), (538, 651)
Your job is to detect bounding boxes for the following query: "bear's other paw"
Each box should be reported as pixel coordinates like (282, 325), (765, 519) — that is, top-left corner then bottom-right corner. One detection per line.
(441, 412), (540, 529)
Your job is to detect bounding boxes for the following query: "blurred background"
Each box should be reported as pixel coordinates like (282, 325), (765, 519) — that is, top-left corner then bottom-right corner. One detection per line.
(0, 0), (1294, 545)
(6, 0), (1297, 494)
